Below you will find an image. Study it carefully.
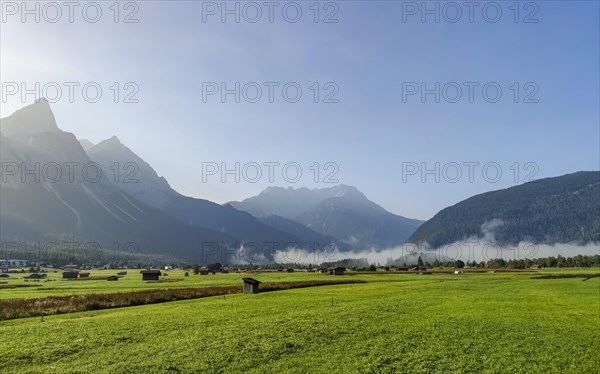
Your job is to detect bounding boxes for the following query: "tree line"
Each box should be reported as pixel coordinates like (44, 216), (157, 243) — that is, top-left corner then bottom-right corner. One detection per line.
(427, 254), (600, 269)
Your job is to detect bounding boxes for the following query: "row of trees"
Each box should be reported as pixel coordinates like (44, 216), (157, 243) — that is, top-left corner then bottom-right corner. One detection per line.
(421, 255), (600, 269)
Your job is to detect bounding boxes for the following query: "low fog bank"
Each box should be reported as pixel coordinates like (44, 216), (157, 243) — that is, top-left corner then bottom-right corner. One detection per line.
(226, 241), (598, 266)
(331, 242), (600, 266)
(221, 219), (599, 265)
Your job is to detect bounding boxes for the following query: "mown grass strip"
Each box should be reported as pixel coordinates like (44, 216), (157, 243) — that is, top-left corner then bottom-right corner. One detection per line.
(530, 273), (600, 280)
(0, 284), (39, 290)
(0, 279), (366, 320)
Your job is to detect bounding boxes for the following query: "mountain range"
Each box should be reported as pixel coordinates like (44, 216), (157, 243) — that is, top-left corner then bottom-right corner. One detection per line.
(1, 100), (597, 263)
(0, 100), (422, 262)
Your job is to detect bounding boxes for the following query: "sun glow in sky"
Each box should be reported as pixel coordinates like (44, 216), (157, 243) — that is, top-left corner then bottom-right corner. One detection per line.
(1, 1), (598, 219)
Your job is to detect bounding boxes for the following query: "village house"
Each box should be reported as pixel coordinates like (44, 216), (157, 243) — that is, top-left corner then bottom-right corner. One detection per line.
(242, 278), (261, 294)
(1, 259), (28, 268)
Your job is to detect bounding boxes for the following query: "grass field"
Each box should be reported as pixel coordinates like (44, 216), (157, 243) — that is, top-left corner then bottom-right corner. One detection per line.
(1, 270), (599, 373)
(0, 270), (336, 299)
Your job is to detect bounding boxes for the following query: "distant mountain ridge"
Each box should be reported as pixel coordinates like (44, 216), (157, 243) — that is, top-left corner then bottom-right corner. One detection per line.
(229, 185), (424, 249)
(408, 171), (600, 248)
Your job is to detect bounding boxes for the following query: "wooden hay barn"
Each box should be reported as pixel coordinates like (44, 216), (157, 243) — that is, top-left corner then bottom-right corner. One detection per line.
(79, 272), (90, 278)
(330, 267), (345, 276)
(62, 271), (79, 279)
(107, 275), (119, 281)
(242, 277), (262, 294)
(141, 270), (162, 281)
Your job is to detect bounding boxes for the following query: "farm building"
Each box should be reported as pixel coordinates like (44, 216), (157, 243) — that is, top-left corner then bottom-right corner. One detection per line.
(141, 270), (162, 281)
(107, 275), (119, 281)
(330, 267), (345, 276)
(28, 273), (46, 279)
(242, 278), (262, 294)
(79, 272), (90, 278)
(62, 271), (79, 279)
(397, 267), (409, 271)
(287, 268), (294, 273)
(117, 271), (127, 276)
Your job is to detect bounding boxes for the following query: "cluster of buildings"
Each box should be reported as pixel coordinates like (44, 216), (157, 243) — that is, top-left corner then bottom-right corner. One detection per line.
(0, 259), (29, 272)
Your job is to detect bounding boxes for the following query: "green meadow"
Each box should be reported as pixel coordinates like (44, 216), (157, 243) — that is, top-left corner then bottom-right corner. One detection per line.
(1, 270), (599, 373)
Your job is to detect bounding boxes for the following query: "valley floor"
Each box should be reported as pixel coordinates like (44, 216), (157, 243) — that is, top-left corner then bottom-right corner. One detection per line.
(1, 271), (599, 373)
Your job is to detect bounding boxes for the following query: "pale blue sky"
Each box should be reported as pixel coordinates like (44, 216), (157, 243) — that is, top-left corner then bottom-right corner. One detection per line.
(1, 1), (598, 219)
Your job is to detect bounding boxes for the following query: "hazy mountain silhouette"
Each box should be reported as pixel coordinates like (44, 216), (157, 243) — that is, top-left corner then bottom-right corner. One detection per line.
(230, 185), (424, 249)
(0, 100), (237, 260)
